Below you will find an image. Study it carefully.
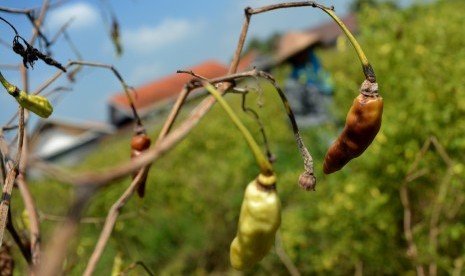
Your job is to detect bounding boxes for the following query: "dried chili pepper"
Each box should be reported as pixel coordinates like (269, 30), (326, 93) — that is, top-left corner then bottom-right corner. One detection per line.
(230, 174), (281, 270)
(12, 35), (66, 72)
(323, 80), (383, 174)
(130, 133), (151, 197)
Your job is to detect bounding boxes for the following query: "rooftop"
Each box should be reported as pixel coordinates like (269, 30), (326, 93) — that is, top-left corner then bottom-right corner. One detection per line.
(109, 60), (229, 113)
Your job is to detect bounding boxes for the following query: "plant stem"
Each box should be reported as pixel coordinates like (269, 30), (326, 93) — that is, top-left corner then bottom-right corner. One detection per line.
(257, 72), (315, 190)
(203, 82), (274, 176)
(318, 7), (376, 82)
(0, 71), (17, 96)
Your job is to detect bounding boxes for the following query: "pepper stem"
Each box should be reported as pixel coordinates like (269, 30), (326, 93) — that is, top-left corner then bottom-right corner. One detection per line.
(318, 7), (376, 82)
(0, 71), (16, 95)
(203, 82), (274, 177)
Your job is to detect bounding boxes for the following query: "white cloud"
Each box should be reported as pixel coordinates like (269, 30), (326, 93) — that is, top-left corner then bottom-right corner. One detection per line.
(46, 2), (98, 31)
(123, 18), (204, 54)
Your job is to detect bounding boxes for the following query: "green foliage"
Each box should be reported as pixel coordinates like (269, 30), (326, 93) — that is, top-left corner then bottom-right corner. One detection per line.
(244, 33), (281, 55)
(313, 0), (465, 274)
(14, 1), (465, 274)
(350, 0), (400, 12)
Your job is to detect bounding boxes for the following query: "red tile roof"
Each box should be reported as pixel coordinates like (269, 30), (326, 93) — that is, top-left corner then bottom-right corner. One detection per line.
(274, 13), (358, 65)
(109, 60), (229, 111)
(237, 50), (257, 72)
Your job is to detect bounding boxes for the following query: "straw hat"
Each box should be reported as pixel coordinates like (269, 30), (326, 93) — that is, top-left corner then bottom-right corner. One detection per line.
(275, 31), (320, 64)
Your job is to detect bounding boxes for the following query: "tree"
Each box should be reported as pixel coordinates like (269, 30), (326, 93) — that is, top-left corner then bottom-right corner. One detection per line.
(350, 0), (399, 11)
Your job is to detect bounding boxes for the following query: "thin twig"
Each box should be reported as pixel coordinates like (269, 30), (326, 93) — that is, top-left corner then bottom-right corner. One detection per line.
(228, 7), (251, 74)
(6, 207), (32, 264)
(247, 1), (333, 15)
(399, 137), (433, 276)
(16, 176), (41, 267)
(154, 85), (191, 148)
(0, 7), (34, 15)
(275, 231), (301, 276)
(27, 0), (50, 48)
(428, 137), (454, 276)
(234, 88), (274, 162)
(16, 130), (41, 268)
(257, 71), (315, 190)
(428, 167), (453, 276)
(120, 261), (155, 276)
(83, 168), (149, 276)
(0, 16), (19, 35)
(2, 60), (140, 128)
(176, 70), (208, 80)
(13, 121), (42, 269)
(400, 136), (455, 276)
(399, 184), (425, 276)
(0, 107), (25, 248)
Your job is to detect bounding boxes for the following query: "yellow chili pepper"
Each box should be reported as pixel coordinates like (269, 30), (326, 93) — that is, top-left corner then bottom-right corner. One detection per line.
(230, 174), (281, 270)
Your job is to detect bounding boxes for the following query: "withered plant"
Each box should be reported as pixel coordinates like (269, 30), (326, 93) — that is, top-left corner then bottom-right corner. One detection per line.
(0, 2), (381, 275)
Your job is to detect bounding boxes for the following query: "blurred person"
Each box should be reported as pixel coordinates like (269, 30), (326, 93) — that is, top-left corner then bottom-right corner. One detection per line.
(276, 32), (334, 126)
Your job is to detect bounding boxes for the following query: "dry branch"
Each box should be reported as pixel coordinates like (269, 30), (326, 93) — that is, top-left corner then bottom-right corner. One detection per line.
(0, 108), (25, 249)
(83, 168), (149, 276)
(400, 136), (456, 276)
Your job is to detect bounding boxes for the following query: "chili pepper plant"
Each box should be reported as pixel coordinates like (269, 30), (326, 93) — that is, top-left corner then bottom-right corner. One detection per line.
(0, 1), (383, 274)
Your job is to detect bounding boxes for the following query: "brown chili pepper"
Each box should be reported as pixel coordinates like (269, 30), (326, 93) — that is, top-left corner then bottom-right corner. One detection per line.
(130, 133), (151, 197)
(323, 80), (383, 174)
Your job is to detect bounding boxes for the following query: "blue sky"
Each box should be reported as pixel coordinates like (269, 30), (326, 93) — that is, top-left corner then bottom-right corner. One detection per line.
(1, 0), (405, 125)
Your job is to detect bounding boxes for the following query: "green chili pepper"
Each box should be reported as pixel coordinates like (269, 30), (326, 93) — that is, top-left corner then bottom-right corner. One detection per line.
(1, 71), (53, 118)
(230, 174), (281, 270)
(16, 91), (53, 118)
